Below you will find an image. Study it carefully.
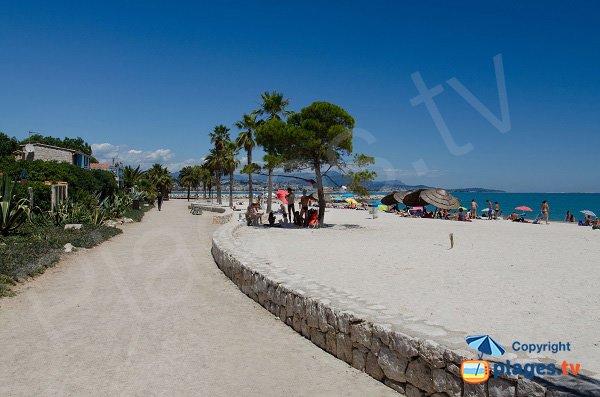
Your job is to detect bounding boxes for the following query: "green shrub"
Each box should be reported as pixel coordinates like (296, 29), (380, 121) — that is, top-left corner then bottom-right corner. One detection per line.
(1, 175), (30, 236)
(14, 181), (52, 211)
(0, 223), (122, 280)
(0, 158), (117, 200)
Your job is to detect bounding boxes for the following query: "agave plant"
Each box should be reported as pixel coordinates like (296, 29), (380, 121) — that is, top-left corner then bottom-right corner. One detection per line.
(0, 174), (30, 236)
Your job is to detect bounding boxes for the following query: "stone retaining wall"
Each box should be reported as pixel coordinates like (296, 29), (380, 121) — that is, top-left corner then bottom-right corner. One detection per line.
(211, 218), (595, 397)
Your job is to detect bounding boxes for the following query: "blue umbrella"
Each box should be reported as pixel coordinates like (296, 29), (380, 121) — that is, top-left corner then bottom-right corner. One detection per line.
(341, 193), (355, 198)
(466, 335), (505, 359)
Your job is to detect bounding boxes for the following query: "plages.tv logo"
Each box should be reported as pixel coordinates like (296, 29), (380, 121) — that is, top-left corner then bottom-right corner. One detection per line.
(461, 335), (504, 384)
(461, 334), (581, 384)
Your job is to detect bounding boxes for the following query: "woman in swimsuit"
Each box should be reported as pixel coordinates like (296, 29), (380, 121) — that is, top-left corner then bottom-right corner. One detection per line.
(541, 200), (549, 224)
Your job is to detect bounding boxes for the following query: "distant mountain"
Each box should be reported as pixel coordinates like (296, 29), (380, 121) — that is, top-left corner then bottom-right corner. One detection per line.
(226, 171), (503, 193)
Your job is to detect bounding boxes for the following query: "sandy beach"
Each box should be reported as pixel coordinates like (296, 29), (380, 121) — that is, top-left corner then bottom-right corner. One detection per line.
(234, 207), (600, 378)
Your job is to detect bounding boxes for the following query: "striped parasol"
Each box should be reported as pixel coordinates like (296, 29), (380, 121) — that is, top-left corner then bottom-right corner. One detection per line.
(420, 188), (460, 210)
(381, 191), (410, 206)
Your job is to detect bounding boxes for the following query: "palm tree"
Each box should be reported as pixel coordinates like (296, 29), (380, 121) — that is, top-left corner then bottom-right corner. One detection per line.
(124, 165), (145, 191)
(223, 141), (240, 207)
(235, 113), (259, 204)
(204, 148), (225, 205)
(255, 91), (291, 213)
(208, 125), (230, 205)
(200, 164), (212, 199)
(178, 166), (194, 201)
(147, 163), (172, 197)
(255, 91), (292, 121)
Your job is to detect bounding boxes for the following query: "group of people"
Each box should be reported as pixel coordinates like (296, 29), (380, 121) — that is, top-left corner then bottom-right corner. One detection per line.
(245, 188), (318, 227)
(276, 188), (318, 227)
(470, 199), (551, 224)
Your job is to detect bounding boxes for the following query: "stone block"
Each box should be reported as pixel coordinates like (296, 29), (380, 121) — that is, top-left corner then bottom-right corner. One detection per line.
(377, 346), (408, 383)
(365, 352), (385, 381)
(292, 314), (303, 333)
(384, 379), (406, 394)
(405, 384), (425, 397)
(336, 333), (353, 364)
(432, 368), (461, 397)
(516, 379), (546, 397)
(464, 382), (487, 397)
(325, 330), (337, 355)
(373, 323), (391, 345)
(306, 300), (319, 328)
(419, 339), (446, 368)
(350, 322), (372, 349)
(352, 348), (367, 371)
(488, 377), (516, 397)
(310, 328), (327, 350)
(390, 331), (419, 359)
(405, 358), (434, 394)
(371, 336), (383, 354)
(64, 224), (82, 230)
(337, 311), (352, 334)
(317, 303), (329, 332)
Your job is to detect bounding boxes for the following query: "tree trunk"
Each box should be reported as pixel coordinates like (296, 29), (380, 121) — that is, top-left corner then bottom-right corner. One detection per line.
(267, 167), (273, 213)
(314, 160), (326, 226)
(229, 173), (234, 207)
(216, 170), (222, 204)
(187, 186), (190, 201)
(248, 149), (253, 204)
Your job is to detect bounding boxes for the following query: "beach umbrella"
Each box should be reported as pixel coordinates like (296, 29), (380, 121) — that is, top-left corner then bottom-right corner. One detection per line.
(466, 335), (505, 359)
(581, 210), (597, 217)
(341, 193), (355, 198)
(381, 191), (410, 206)
(465, 335), (505, 379)
(402, 189), (428, 207)
(345, 198), (358, 205)
(420, 188), (461, 210)
(515, 206), (532, 212)
(275, 189), (288, 205)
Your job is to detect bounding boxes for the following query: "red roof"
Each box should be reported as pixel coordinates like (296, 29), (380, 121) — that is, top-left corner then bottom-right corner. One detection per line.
(91, 163), (111, 169)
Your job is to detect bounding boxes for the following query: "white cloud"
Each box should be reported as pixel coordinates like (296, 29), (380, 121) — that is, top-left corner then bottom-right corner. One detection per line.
(92, 143), (191, 171)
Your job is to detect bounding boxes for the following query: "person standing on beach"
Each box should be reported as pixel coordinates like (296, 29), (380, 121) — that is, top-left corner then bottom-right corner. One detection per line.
(300, 189), (310, 226)
(541, 200), (550, 224)
(157, 192), (163, 211)
(286, 188), (296, 223)
(494, 201), (500, 220)
(471, 199), (478, 219)
(486, 200), (493, 220)
(257, 193), (263, 208)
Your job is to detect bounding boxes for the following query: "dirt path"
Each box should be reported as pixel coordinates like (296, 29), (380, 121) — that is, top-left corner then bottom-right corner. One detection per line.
(0, 200), (396, 396)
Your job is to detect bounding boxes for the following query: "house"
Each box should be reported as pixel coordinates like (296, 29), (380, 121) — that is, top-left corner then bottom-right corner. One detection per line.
(14, 143), (92, 169)
(91, 162), (124, 188)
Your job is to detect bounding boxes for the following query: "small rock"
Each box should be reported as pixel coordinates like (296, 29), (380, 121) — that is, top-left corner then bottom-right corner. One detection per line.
(123, 217), (134, 223)
(64, 243), (74, 253)
(64, 224), (82, 230)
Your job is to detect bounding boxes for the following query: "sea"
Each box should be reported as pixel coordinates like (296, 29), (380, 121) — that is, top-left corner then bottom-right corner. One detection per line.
(171, 191), (600, 222)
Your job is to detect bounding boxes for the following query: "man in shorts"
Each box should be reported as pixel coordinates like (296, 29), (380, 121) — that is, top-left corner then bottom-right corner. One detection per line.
(300, 189), (311, 227)
(471, 199), (478, 219)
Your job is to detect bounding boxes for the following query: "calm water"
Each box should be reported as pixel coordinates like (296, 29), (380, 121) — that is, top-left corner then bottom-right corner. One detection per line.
(172, 191), (600, 221)
(450, 193), (600, 221)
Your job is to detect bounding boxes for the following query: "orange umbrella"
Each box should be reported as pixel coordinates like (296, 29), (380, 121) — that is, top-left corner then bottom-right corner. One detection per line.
(275, 190), (288, 205)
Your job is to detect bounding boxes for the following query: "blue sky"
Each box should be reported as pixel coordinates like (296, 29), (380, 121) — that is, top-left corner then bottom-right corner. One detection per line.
(1, 1), (599, 192)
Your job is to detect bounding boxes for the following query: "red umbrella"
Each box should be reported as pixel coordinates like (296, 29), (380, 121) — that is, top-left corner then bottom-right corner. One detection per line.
(515, 206), (532, 212)
(275, 190), (289, 205)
